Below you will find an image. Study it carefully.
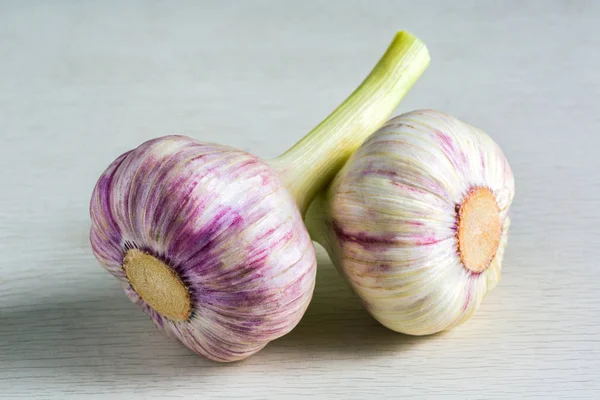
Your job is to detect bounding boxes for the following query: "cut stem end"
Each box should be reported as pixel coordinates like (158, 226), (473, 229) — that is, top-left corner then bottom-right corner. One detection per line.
(457, 188), (502, 274)
(123, 249), (192, 321)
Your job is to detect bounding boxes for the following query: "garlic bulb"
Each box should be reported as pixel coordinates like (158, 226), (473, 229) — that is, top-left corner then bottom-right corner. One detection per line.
(90, 32), (430, 361)
(307, 109), (515, 335)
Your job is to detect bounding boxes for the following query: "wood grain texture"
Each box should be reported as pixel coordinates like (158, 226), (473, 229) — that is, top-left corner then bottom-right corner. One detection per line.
(1, 1), (599, 398)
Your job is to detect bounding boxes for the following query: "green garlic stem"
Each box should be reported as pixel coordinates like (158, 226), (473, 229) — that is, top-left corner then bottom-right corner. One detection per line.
(269, 31), (430, 216)
(304, 189), (330, 247)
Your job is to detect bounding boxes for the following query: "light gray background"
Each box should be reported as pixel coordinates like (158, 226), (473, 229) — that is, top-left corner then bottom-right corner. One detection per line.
(1, 1), (598, 399)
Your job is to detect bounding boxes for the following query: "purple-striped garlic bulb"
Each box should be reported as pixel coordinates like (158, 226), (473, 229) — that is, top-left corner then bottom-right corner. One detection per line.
(89, 32), (430, 361)
(307, 109), (515, 336)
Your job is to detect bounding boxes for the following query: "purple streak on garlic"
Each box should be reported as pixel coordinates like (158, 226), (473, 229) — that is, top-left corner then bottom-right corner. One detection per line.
(89, 31), (431, 361)
(307, 109), (515, 336)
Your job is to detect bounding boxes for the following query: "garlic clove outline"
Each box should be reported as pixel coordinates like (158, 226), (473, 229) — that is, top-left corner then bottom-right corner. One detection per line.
(90, 32), (430, 361)
(306, 109), (515, 336)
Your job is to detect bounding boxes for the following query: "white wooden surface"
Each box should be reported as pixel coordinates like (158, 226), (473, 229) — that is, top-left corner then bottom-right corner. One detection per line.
(1, 1), (599, 399)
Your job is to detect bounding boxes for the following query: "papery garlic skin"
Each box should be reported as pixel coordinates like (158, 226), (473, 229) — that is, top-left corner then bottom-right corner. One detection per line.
(89, 31), (430, 361)
(90, 136), (316, 362)
(307, 110), (515, 335)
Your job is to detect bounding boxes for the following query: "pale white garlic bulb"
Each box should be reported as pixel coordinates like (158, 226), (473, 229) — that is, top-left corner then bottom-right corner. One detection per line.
(307, 109), (515, 335)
